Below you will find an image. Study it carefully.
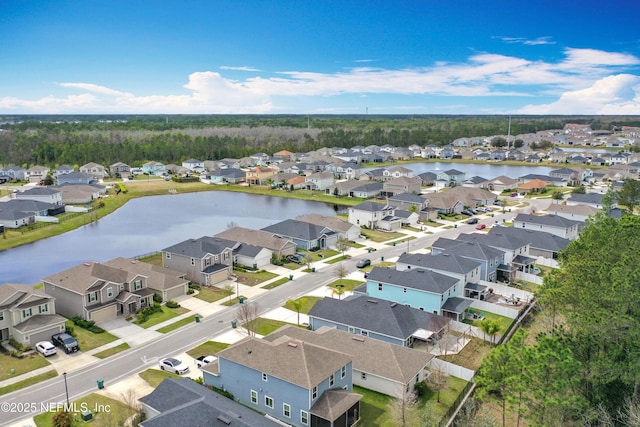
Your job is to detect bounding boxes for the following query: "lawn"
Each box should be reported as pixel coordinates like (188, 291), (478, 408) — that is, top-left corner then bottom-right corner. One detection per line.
(186, 341), (230, 358)
(234, 269), (278, 286)
(157, 316), (199, 333)
(93, 343), (130, 359)
(139, 368), (181, 388)
(0, 352), (51, 381)
(0, 371), (58, 396)
(283, 296), (321, 314)
(134, 305), (189, 328)
(252, 318), (299, 336)
(361, 229), (405, 242)
(300, 249), (340, 262)
(326, 279), (365, 292)
(463, 309), (514, 337)
(136, 252), (163, 266)
(368, 261), (396, 270)
(323, 255), (348, 264)
(384, 236), (416, 246)
(438, 337), (492, 371)
(194, 286), (228, 303)
(33, 393), (133, 427)
(66, 320), (119, 351)
(262, 277), (290, 289)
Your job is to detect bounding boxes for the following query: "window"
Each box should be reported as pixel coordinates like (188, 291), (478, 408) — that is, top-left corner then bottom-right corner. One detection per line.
(22, 308), (32, 319)
(301, 410), (309, 425)
(190, 258), (196, 266)
(165, 252), (171, 259)
(361, 330), (368, 336)
(107, 287), (113, 298)
(262, 372), (268, 382)
(378, 283), (383, 291)
(38, 304), (48, 314)
(361, 372), (367, 380)
(134, 280), (142, 291)
(89, 292), (97, 303)
(204, 257), (211, 267)
(403, 287), (407, 293)
(312, 386), (317, 400)
(250, 390), (258, 404)
(0, 311), (3, 321)
(348, 326), (355, 334)
(224, 252), (229, 261)
(265, 396), (274, 409)
(283, 403), (291, 418)
(330, 374), (335, 386)
(341, 365), (346, 378)
(214, 255), (219, 262)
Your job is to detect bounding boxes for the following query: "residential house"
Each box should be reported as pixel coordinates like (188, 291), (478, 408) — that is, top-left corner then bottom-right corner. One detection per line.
(246, 167), (276, 185)
(305, 171), (334, 191)
(0, 209), (34, 229)
(139, 378), (282, 427)
(360, 265), (470, 320)
(0, 199), (59, 217)
(215, 227), (296, 259)
(359, 168), (385, 181)
(103, 258), (189, 303)
(50, 183), (107, 205)
(436, 169), (466, 187)
(54, 165), (75, 177)
(513, 213), (581, 240)
(417, 172), (437, 186)
(0, 165), (27, 181)
(382, 176), (422, 196)
(202, 335), (361, 427)
(250, 152), (271, 165)
(549, 168), (581, 185)
(56, 171), (95, 185)
(422, 192), (464, 214)
(308, 295), (450, 348)
(545, 203), (600, 222)
(350, 182), (383, 199)
(295, 214), (360, 241)
(265, 325), (433, 399)
(439, 146), (455, 159)
(518, 173), (567, 187)
(489, 226), (570, 260)
(161, 237), (236, 286)
(205, 168), (246, 184)
(386, 192), (428, 211)
(273, 150), (295, 162)
(262, 219), (338, 250)
(567, 192), (615, 209)
(431, 237), (505, 282)
(483, 175), (518, 192)
(348, 201), (401, 231)
(80, 162), (108, 180)
(442, 187), (497, 207)
(109, 162), (131, 177)
(43, 261), (156, 322)
(182, 159), (204, 172)
(26, 165), (50, 183)
(462, 176), (489, 188)
(382, 166), (414, 181)
(142, 161), (166, 176)
(0, 283), (66, 345)
(517, 179), (549, 194)
(14, 187), (63, 206)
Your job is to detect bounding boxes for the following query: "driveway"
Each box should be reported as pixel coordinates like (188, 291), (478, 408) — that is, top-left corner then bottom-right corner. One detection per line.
(98, 318), (162, 347)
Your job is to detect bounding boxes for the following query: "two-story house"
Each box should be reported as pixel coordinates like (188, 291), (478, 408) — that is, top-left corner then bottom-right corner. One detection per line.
(142, 161), (166, 176)
(348, 201), (401, 230)
(79, 162), (108, 180)
(14, 187), (63, 206)
(42, 261), (155, 322)
(109, 162), (131, 177)
(304, 171), (334, 191)
(202, 336), (361, 427)
(162, 237), (236, 286)
(246, 167), (276, 185)
(0, 283), (66, 346)
(431, 237), (505, 283)
(26, 165), (50, 183)
(382, 176), (422, 196)
(513, 213), (581, 240)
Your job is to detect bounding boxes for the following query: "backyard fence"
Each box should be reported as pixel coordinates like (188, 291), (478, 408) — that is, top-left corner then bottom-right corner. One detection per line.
(429, 359), (475, 382)
(515, 270), (543, 284)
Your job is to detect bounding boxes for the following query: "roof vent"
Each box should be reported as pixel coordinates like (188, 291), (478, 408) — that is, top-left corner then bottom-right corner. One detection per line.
(217, 415), (232, 425)
(288, 342), (298, 348)
(390, 302), (397, 308)
(366, 299), (378, 304)
(83, 262), (91, 266)
(352, 336), (365, 342)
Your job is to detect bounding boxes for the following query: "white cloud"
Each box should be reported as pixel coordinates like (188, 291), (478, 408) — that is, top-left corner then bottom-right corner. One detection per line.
(219, 66), (261, 72)
(498, 36), (555, 46)
(517, 74), (640, 114)
(1, 48), (638, 113)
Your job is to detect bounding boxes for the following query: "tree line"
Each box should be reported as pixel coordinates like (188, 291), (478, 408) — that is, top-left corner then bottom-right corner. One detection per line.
(1, 115), (639, 167)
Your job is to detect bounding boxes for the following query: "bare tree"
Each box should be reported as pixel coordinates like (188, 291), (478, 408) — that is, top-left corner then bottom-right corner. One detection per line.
(236, 302), (259, 337)
(336, 238), (350, 258)
(226, 221), (238, 230)
(222, 284), (235, 303)
(388, 390), (419, 427)
(426, 362), (449, 404)
(119, 387), (142, 420)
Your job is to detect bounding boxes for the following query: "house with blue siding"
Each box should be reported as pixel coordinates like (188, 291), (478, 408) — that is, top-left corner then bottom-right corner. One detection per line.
(309, 295), (450, 348)
(202, 336), (361, 427)
(358, 266), (469, 319)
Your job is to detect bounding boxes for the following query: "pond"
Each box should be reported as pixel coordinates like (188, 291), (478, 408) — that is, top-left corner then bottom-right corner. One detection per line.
(0, 191), (339, 285)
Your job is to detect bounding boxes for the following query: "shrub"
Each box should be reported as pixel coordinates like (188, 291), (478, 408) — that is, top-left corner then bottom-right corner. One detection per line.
(8, 338), (30, 353)
(153, 293), (163, 304)
(165, 300), (180, 309)
(136, 304), (163, 323)
(208, 384), (234, 400)
(71, 316), (105, 334)
(187, 289), (195, 295)
(414, 381), (429, 397)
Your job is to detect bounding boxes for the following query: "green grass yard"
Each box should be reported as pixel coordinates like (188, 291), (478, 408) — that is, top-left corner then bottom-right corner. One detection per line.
(187, 341), (230, 358)
(134, 305), (189, 328)
(283, 296), (321, 314)
(66, 320), (119, 351)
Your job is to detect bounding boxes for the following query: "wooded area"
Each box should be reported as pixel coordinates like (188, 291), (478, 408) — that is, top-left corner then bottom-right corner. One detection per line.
(1, 114), (639, 167)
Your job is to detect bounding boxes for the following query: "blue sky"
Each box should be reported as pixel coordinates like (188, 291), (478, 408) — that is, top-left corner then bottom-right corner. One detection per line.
(1, 0), (639, 115)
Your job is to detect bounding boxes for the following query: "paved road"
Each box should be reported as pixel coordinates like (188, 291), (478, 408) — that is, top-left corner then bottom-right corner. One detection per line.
(0, 206), (527, 426)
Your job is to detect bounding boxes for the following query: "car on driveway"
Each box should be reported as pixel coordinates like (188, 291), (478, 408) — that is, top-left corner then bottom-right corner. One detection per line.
(51, 333), (80, 354)
(35, 341), (57, 357)
(356, 259), (371, 268)
(476, 224), (486, 230)
(159, 357), (190, 375)
(467, 218), (478, 224)
(286, 253), (308, 264)
(195, 355), (217, 368)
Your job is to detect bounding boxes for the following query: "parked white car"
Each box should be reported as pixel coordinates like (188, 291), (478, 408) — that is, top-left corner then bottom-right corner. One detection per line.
(195, 355), (217, 368)
(35, 341), (57, 357)
(159, 357), (190, 375)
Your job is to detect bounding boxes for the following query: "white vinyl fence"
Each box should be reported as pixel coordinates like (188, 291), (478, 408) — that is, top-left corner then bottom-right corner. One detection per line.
(428, 358), (475, 382)
(515, 271), (543, 285)
(535, 256), (559, 268)
(470, 300), (519, 319)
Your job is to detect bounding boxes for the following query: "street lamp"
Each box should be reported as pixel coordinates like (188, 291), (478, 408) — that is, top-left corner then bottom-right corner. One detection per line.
(235, 275), (239, 300)
(63, 372), (69, 407)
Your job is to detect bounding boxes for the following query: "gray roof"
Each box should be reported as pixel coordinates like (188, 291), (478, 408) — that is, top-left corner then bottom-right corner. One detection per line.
(351, 182), (383, 192)
(441, 297), (473, 314)
(215, 227), (295, 253)
(295, 214), (356, 233)
(162, 236), (237, 258)
(351, 201), (392, 212)
(456, 232), (529, 252)
(367, 267), (459, 294)
(464, 176), (488, 184)
(489, 227), (571, 252)
(387, 192), (426, 204)
(43, 261), (131, 294)
(432, 237), (505, 262)
(514, 213), (582, 228)
(567, 193), (606, 204)
(104, 258), (188, 291)
(398, 252), (481, 276)
(16, 187), (61, 196)
(13, 314), (66, 333)
(262, 219), (334, 241)
(308, 295), (449, 341)
(0, 199), (56, 213)
(139, 378), (281, 427)
(518, 173), (565, 183)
